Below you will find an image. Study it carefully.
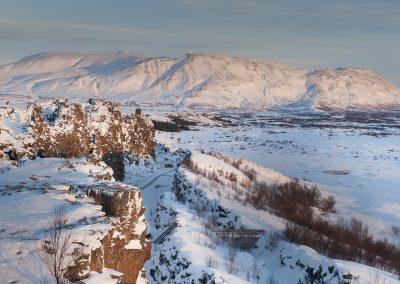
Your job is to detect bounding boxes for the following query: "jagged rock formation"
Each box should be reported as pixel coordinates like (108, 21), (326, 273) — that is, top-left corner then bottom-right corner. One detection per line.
(0, 52), (399, 110)
(0, 99), (155, 161)
(65, 183), (150, 283)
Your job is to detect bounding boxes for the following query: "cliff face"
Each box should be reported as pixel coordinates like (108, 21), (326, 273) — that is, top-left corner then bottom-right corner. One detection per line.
(65, 183), (151, 283)
(0, 99), (155, 160)
(0, 99), (154, 282)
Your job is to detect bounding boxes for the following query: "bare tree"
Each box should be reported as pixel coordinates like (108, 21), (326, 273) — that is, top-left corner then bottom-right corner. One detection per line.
(369, 271), (386, 284)
(205, 255), (218, 268)
(266, 273), (279, 284)
(251, 259), (261, 282)
(37, 204), (72, 284)
(224, 247), (239, 275)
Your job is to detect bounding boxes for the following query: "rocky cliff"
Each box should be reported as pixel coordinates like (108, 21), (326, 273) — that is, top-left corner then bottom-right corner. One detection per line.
(0, 99), (155, 161)
(65, 183), (150, 283)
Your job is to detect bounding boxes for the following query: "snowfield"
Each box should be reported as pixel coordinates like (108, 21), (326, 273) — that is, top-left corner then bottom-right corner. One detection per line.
(143, 149), (400, 283)
(0, 158), (114, 283)
(156, 111), (400, 243)
(0, 52), (399, 110)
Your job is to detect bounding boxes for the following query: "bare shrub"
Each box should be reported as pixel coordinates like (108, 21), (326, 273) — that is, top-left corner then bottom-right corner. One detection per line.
(243, 168), (257, 181)
(180, 157), (199, 173)
(240, 179), (251, 189)
(321, 195), (336, 213)
(205, 255), (218, 268)
(202, 220), (213, 238)
(226, 172), (237, 182)
(194, 202), (207, 218)
(251, 260), (261, 281)
(392, 225), (400, 238)
(266, 273), (279, 284)
(242, 178), (400, 274)
(224, 247), (239, 275)
(37, 204), (72, 284)
(245, 180), (335, 220)
(369, 270), (387, 284)
(284, 219), (400, 275)
(267, 231), (281, 251)
(233, 192), (241, 202)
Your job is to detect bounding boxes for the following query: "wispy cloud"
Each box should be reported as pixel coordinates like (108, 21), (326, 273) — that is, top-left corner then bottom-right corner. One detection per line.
(0, 18), (169, 37)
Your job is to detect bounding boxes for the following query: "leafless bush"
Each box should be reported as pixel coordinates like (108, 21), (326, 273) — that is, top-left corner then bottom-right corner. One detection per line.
(224, 247), (239, 275)
(180, 157), (199, 173)
(242, 178), (400, 274)
(240, 179), (252, 189)
(194, 202), (207, 218)
(266, 273), (279, 284)
(251, 260), (261, 281)
(321, 195), (336, 213)
(202, 219), (214, 238)
(392, 225), (400, 238)
(246, 180), (336, 219)
(37, 204), (72, 284)
(181, 156), (253, 191)
(369, 270), (386, 284)
(267, 231), (281, 251)
(284, 219), (400, 275)
(195, 233), (202, 245)
(233, 192), (241, 202)
(205, 255), (218, 268)
(243, 168), (257, 181)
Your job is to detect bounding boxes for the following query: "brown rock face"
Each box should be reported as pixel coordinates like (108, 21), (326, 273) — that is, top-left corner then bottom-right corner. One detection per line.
(0, 99), (155, 160)
(65, 183), (151, 283)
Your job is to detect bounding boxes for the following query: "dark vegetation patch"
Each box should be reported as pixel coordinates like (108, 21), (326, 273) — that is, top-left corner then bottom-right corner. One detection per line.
(152, 116), (196, 132)
(284, 219), (400, 275)
(234, 110), (400, 134)
(250, 181), (400, 275)
(152, 120), (182, 132)
(169, 115), (197, 127)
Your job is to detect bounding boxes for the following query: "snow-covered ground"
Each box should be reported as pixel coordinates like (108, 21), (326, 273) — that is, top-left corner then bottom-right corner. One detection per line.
(0, 158), (114, 283)
(143, 149), (400, 283)
(156, 112), (400, 242)
(2, 104), (400, 283)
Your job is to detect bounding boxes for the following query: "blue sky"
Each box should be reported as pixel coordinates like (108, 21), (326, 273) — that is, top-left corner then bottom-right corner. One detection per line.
(0, 0), (399, 85)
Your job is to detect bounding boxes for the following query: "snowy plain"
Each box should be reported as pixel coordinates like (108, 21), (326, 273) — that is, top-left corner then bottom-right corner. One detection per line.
(154, 110), (400, 242)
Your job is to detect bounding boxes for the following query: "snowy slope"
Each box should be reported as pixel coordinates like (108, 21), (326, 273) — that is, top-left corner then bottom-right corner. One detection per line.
(144, 150), (400, 283)
(0, 52), (399, 110)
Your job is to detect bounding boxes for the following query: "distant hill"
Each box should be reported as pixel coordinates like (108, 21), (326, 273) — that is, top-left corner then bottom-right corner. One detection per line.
(0, 52), (399, 110)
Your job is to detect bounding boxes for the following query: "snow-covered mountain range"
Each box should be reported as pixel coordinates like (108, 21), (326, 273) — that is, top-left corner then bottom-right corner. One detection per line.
(0, 52), (399, 110)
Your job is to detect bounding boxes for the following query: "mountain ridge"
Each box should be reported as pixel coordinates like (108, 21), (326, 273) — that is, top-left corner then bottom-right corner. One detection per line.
(0, 52), (399, 110)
